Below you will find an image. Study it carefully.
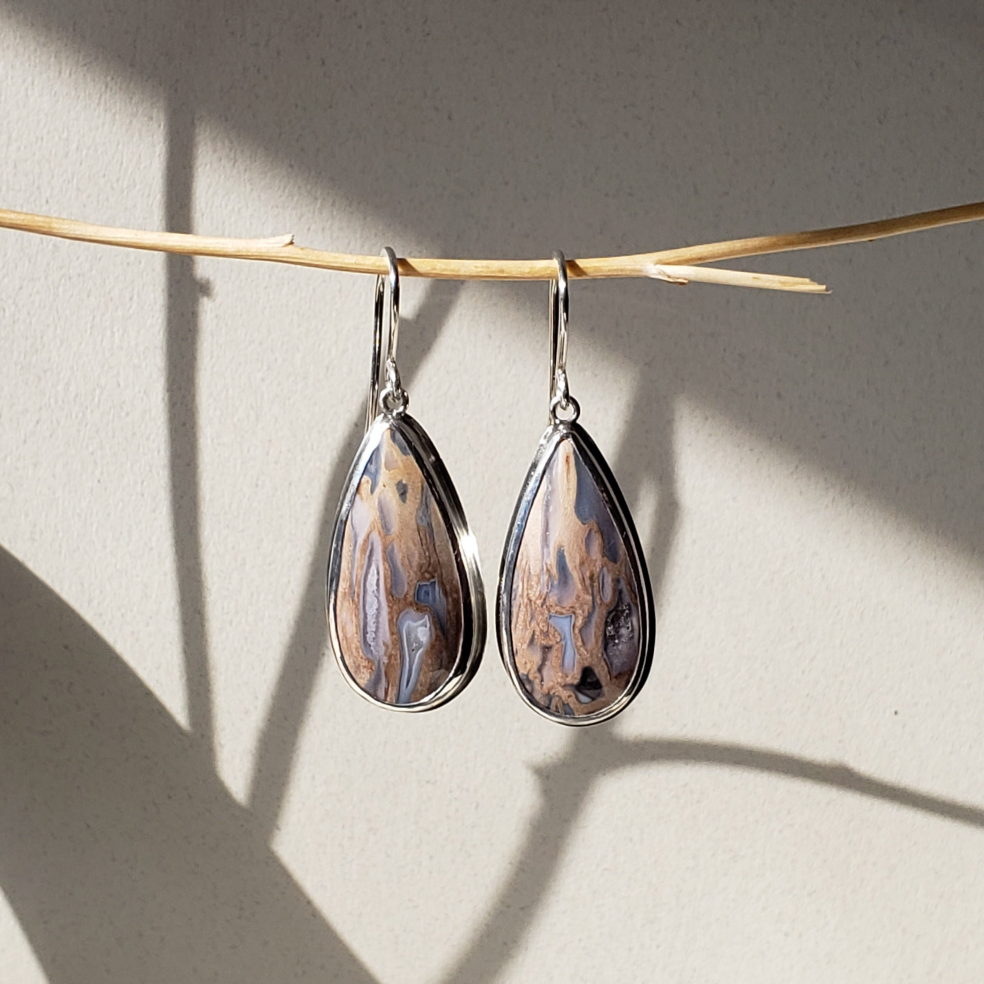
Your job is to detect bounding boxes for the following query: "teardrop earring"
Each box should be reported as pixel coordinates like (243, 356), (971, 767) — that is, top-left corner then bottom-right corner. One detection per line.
(497, 252), (655, 725)
(327, 248), (485, 710)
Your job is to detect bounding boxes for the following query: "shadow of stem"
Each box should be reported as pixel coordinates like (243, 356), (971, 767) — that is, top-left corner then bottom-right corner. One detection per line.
(439, 725), (984, 984)
(165, 90), (215, 764)
(246, 279), (464, 840)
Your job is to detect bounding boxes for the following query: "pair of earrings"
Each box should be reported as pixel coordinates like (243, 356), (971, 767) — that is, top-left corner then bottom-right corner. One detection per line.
(326, 249), (654, 725)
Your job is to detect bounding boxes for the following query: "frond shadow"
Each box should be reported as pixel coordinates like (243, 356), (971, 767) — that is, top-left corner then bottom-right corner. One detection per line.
(438, 724), (984, 984)
(0, 545), (378, 984)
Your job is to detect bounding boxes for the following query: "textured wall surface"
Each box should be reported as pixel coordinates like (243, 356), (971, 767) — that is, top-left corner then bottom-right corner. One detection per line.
(1, 2), (983, 981)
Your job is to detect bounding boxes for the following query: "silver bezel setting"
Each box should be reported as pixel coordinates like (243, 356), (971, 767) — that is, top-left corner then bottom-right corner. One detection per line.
(327, 410), (486, 712)
(496, 420), (655, 726)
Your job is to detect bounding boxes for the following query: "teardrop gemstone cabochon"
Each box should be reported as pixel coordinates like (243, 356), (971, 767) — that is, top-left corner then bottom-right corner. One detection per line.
(498, 423), (654, 724)
(328, 414), (485, 710)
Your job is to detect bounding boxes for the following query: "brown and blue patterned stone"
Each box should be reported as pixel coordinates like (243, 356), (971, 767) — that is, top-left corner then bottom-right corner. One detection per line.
(333, 425), (463, 704)
(508, 437), (642, 718)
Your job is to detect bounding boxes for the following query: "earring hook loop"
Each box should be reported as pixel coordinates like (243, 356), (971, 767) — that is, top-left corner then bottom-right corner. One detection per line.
(366, 246), (407, 431)
(549, 250), (580, 424)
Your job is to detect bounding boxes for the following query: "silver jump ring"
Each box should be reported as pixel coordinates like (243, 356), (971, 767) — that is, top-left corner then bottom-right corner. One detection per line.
(550, 391), (581, 422)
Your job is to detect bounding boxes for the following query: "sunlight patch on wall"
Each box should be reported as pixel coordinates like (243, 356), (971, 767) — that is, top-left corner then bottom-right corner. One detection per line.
(0, 890), (45, 984)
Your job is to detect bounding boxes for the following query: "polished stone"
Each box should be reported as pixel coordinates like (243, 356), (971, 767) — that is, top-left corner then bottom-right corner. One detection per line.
(507, 436), (642, 718)
(333, 425), (463, 704)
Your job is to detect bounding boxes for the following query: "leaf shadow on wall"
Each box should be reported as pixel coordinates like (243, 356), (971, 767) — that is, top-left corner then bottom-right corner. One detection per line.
(3, 546), (983, 984)
(0, 546), (377, 984)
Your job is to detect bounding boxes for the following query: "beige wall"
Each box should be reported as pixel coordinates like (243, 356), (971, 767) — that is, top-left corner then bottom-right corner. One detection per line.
(1, 2), (983, 981)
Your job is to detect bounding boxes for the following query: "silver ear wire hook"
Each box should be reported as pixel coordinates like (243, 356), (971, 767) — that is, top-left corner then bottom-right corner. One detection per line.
(366, 246), (407, 431)
(549, 250), (580, 424)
